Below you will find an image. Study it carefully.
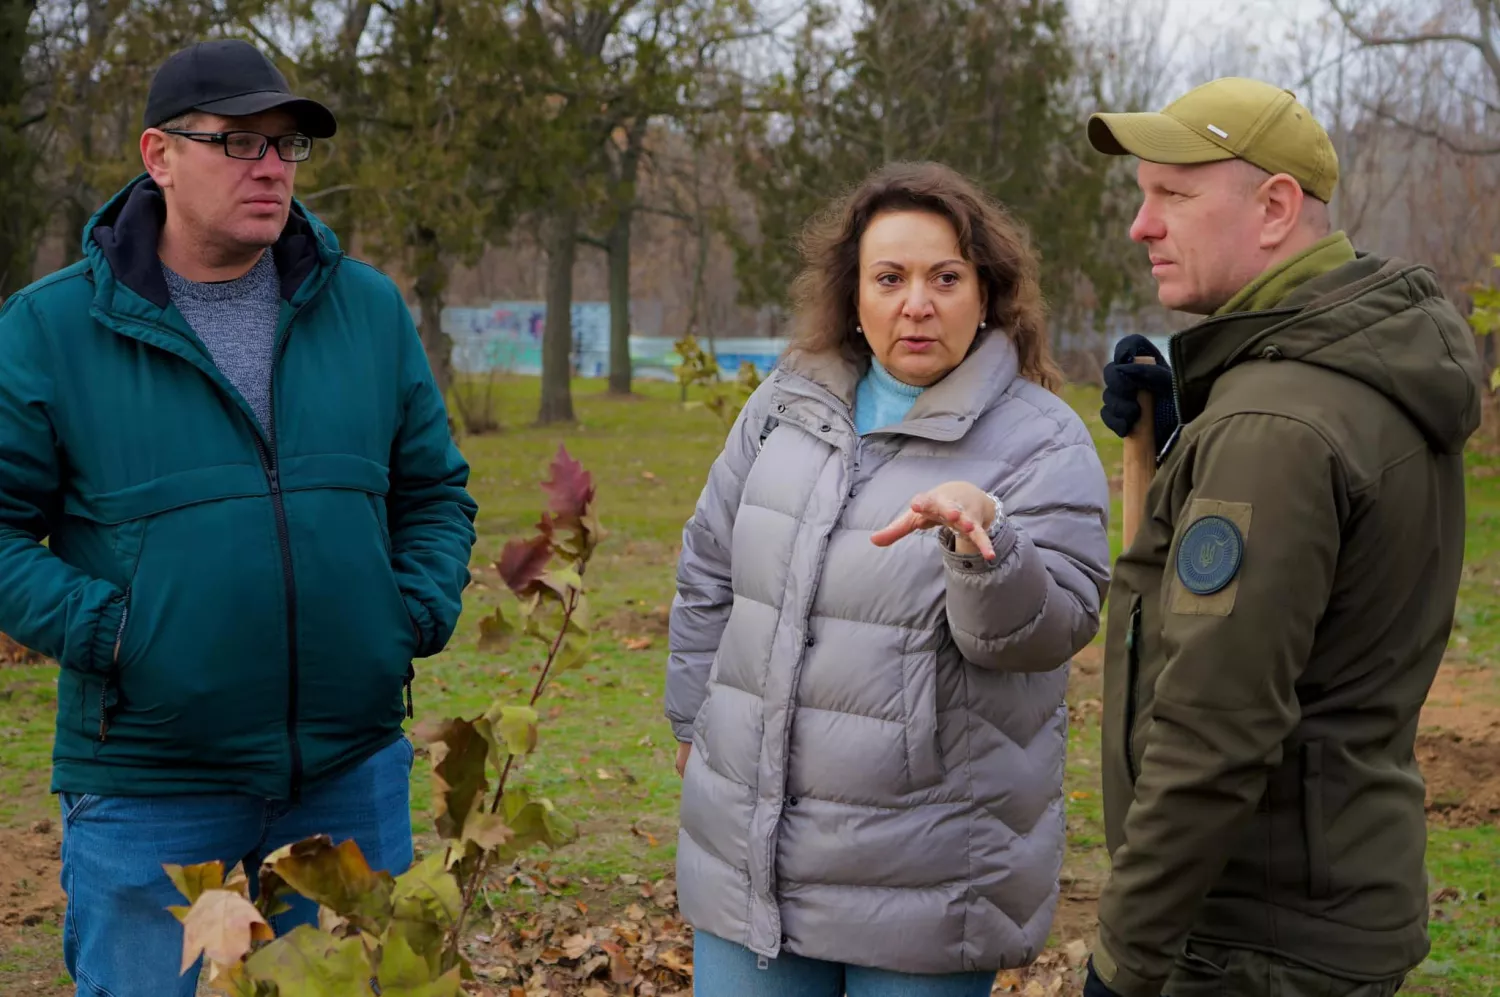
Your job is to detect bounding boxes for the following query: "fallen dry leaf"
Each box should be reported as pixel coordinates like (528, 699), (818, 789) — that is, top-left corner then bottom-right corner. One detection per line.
(623, 636), (653, 651)
(562, 932), (594, 960)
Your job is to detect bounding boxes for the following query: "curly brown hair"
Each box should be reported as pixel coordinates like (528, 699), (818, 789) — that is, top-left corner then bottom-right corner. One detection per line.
(786, 161), (1062, 392)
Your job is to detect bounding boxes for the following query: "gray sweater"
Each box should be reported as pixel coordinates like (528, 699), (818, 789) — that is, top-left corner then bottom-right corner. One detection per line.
(163, 251), (279, 429)
(665, 331), (1112, 974)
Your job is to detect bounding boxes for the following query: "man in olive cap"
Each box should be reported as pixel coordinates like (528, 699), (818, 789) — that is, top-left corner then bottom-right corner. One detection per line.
(0, 39), (477, 995)
(1082, 77), (1483, 997)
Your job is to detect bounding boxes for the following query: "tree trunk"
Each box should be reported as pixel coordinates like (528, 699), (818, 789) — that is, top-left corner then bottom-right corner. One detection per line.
(0, 0), (38, 297)
(538, 208), (578, 424)
(605, 117), (648, 396)
(606, 212), (632, 395)
(413, 232), (453, 397)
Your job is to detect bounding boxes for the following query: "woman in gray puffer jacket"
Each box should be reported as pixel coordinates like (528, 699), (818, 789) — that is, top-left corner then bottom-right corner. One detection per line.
(665, 162), (1112, 996)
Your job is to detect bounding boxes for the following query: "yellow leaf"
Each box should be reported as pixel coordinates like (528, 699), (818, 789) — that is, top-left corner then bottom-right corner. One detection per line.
(1069, 791), (1091, 801)
(461, 810), (516, 854)
(243, 923), (376, 995)
(179, 889), (272, 974)
(164, 860), (226, 905)
(478, 608), (516, 653)
(487, 703), (539, 755)
(263, 836), (395, 933)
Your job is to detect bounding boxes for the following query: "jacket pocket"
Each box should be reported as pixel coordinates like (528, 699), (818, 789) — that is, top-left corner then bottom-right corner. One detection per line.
(900, 647), (945, 791)
(1123, 593), (1143, 783)
(97, 585), (132, 741)
(106, 494), (288, 761)
(1302, 741), (1330, 899)
(369, 492), (394, 559)
(368, 491), (422, 652)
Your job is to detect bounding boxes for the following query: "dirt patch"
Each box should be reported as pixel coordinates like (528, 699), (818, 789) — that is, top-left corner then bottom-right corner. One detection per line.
(598, 601), (672, 641)
(1419, 732), (1500, 827)
(0, 632), (44, 666)
(1418, 663), (1500, 827)
(1420, 663), (1500, 742)
(0, 822), (64, 932)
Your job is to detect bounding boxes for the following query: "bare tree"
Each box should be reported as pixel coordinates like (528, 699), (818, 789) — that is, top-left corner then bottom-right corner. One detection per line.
(1330, 0), (1500, 154)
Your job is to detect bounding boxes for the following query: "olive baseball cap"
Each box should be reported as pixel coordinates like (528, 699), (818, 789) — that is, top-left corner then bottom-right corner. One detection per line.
(1088, 77), (1337, 202)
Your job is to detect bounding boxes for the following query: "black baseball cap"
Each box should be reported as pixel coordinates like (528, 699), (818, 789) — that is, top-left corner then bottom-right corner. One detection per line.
(143, 39), (337, 138)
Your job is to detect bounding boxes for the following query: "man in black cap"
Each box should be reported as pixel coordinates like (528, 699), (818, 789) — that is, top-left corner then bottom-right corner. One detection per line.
(0, 39), (477, 995)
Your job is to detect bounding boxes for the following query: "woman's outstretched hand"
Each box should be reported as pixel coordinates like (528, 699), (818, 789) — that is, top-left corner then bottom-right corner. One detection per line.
(871, 481), (998, 560)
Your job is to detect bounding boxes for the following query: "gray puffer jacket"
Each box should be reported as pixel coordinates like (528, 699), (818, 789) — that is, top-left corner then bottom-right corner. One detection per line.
(664, 331), (1112, 974)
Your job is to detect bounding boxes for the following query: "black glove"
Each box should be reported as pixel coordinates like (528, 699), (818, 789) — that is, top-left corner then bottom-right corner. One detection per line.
(1084, 956), (1124, 997)
(1101, 334), (1178, 455)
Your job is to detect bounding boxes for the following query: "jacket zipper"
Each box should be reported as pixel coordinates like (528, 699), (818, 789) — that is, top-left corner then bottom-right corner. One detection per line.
(263, 255), (343, 802)
(764, 403), (858, 949)
(99, 588), (130, 741)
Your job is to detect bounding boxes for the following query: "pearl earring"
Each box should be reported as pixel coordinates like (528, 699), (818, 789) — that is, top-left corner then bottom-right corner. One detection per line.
(856, 325), (864, 336)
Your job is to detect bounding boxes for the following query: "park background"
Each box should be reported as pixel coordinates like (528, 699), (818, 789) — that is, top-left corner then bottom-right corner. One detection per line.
(0, 0), (1497, 993)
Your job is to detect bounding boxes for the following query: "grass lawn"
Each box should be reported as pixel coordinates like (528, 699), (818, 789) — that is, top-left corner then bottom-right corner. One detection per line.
(0, 374), (1495, 995)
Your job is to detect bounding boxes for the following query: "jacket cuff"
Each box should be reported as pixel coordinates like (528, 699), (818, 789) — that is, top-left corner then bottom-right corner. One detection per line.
(670, 719), (695, 743)
(938, 517), (1018, 574)
(403, 593), (437, 657)
(1090, 933), (1165, 997)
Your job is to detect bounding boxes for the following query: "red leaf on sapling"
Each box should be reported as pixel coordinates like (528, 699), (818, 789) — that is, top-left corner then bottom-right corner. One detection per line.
(541, 445), (595, 532)
(497, 535), (552, 596)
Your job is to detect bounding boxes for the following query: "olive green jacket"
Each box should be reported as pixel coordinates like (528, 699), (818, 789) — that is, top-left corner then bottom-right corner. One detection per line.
(1092, 242), (1484, 997)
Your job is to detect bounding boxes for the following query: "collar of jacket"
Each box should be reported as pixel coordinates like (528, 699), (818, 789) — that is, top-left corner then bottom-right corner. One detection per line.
(81, 173), (342, 327)
(1168, 250), (1396, 425)
(775, 329), (1021, 444)
(1213, 231), (1356, 317)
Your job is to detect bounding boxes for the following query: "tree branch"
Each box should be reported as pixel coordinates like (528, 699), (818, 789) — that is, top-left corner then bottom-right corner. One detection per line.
(243, 22), (294, 66)
(1365, 100), (1500, 155)
(635, 203), (694, 223)
(1331, 0), (1500, 87)
(300, 183), (360, 204)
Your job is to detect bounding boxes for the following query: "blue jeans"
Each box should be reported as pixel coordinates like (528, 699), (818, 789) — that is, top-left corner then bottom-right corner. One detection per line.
(692, 930), (998, 997)
(58, 735), (414, 997)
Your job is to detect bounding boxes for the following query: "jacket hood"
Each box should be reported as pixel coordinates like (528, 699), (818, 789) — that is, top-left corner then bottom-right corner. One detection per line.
(82, 173), (342, 314)
(1176, 254), (1484, 455)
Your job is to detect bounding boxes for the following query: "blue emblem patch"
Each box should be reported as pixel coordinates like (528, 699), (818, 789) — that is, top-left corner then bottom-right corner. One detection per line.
(1176, 515), (1243, 595)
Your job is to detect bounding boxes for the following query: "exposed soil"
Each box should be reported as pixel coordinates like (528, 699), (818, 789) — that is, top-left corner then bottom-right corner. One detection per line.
(1418, 663), (1500, 827)
(0, 820), (63, 932)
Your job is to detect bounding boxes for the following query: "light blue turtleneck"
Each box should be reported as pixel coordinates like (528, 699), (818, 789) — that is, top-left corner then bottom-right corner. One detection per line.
(854, 356), (926, 435)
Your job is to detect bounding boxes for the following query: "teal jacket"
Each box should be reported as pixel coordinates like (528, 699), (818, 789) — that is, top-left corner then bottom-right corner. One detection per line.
(0, 175), (478, 799)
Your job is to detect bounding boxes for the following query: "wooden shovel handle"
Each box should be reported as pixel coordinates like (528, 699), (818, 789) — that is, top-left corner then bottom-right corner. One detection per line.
(1121, 356), (1156, 551)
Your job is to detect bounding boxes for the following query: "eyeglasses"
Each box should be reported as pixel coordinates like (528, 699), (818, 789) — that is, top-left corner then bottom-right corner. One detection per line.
(163, 129), (313, 162)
